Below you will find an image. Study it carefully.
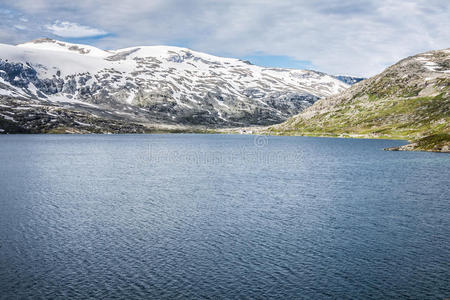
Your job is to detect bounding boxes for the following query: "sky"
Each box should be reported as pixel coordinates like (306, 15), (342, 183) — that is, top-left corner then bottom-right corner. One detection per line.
(0, 0), (448, 77)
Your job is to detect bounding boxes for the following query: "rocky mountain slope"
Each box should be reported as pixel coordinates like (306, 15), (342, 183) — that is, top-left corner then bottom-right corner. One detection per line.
(331, 75), (365, 85)
(270, 48), (450, 152)
(0, 38), (350, 133)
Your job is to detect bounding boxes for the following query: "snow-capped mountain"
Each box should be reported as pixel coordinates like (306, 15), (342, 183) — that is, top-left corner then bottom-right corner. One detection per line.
(0, 38), (350, 132)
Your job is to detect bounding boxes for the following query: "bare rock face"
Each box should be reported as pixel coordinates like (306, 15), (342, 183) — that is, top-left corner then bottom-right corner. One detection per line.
(0, 39), (351, 132)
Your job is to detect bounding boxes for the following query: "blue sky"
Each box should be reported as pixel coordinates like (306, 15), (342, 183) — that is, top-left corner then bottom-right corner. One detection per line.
(0, 0), (449, 76)
(241, 55), (315, 70)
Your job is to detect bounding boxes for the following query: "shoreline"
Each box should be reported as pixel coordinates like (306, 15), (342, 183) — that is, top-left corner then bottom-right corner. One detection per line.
(1, 126), (448, 153)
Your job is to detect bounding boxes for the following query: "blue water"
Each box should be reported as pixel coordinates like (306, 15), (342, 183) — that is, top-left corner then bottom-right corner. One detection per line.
(0, 134), (449, 299)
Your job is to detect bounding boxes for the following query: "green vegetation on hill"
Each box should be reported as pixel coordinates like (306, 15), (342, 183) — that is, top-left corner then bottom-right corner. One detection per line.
(269, 48), (450, 152)
(385, 134), (450, 152)
(410, 134), (450, 152)
(272, 93), (449, 139)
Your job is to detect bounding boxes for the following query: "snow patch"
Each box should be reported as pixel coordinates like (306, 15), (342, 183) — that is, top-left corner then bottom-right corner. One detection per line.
(0, 113), (17, 122)
(74, 120), (91, 127)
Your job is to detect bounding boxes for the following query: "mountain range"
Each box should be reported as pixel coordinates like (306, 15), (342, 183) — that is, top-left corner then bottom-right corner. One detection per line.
(1, 39), (448, 152)
(0, 38), (357, 133)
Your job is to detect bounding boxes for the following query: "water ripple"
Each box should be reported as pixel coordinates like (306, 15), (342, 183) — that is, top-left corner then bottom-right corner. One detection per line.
(0, 134), (449, 299)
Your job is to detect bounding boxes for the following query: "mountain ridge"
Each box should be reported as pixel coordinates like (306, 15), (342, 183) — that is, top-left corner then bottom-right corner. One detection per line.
(0, 38), (353, 133)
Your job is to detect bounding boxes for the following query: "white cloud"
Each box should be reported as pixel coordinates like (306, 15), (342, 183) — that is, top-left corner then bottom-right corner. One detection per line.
(14, 25), (27, 30)
(45, 21), (107, 38)
(1, 0), (449, 76)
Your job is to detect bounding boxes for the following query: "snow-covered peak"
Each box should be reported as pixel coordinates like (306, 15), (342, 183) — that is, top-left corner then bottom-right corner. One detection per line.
(413, 49), (450, 73)
(17, 38), (111, 58)
(111, 45), (244, 66)
(1, 39), (352, 127)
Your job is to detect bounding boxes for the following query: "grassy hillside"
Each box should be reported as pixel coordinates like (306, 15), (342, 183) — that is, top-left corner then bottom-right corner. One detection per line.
(269, 48), (450, 152)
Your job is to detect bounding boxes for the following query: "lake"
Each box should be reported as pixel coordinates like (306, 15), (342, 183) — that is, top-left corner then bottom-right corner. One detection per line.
(0, 134), (449, 299)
